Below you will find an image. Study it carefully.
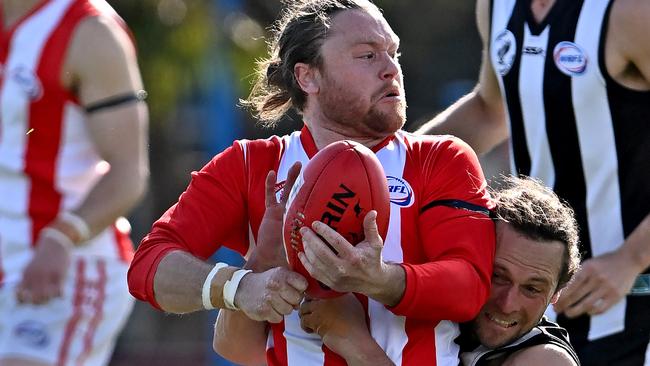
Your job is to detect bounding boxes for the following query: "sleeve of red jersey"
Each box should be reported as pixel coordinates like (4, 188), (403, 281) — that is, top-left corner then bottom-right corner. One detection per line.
(389, 137), (496, 322)
(127, 141), (250, 309)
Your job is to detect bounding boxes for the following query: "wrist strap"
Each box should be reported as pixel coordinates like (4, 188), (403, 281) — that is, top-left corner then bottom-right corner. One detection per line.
(202, 262), (228, 310)
(223, 269), (252, 310)
(58, 212), (91, 243)
(40, 227), (75, 252)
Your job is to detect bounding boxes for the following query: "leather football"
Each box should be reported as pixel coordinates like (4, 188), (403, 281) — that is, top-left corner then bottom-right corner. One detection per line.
(283, 140), (390, 298)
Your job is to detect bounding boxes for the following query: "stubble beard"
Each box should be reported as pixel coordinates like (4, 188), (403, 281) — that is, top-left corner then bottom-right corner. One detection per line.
(317, 74), (406, 138)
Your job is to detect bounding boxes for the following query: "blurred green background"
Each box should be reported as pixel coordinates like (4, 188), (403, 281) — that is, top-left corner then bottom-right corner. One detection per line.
(107, 1), (500, 364)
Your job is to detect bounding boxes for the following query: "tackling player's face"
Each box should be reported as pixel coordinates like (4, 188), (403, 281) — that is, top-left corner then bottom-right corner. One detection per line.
(312, 8), (406, 138)
(473, 222), (564, 349)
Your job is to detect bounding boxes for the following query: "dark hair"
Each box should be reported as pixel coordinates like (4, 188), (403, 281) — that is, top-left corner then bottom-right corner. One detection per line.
(492, 176), (581, 290)
(241, 0), (378, 127)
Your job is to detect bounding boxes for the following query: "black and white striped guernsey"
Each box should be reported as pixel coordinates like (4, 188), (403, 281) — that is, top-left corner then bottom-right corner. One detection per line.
(488, 0), (650, 349)
(459, 317), (580, 366)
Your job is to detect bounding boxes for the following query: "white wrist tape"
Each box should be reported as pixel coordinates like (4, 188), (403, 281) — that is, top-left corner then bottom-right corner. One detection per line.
(202, 262), (228, 310)
(58, 212), (91, 243)
(223, 269), (252, 310)
(40, 227), (75, 252)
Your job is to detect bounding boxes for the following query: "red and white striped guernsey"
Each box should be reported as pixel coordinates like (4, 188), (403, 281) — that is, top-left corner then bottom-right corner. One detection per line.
(0, 0), (133, 285)
(130, 127), (495, 366)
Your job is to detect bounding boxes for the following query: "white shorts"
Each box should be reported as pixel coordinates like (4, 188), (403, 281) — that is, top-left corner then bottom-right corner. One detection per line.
(0, 256), (134, 366)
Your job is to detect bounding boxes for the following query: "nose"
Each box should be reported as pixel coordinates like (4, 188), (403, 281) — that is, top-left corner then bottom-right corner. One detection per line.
(493, 286), (519, 314)
(380, 53), (400, 81)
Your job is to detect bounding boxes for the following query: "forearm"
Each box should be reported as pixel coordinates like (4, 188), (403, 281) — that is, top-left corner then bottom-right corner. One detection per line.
(213, 309), (268, 366)
(618, 214), (650, 272)
(415, 89), (507, 155)
(340, 337), (395, 366)
(390, 259), (489, 321)
(74, 158), (148, 238)
(153, 250), (238, 313)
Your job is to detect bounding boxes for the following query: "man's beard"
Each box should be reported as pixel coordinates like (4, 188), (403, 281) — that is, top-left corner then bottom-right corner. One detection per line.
(317, 74), (406, 137)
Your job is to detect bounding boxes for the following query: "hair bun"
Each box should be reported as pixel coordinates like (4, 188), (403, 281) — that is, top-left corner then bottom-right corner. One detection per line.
(266, 60), (282, 87)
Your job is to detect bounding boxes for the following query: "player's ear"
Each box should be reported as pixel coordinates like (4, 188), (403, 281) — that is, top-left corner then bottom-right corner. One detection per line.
(294, 62), (319, 94)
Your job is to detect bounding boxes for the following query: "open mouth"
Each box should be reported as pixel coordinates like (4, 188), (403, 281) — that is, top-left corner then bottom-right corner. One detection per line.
(379, 85), (401, 100)
(486, 313), (517, 328)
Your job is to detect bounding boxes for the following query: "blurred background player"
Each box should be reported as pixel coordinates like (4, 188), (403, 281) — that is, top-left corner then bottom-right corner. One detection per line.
(299, 177), (581, 366)
(129, 0), (496, 365)
(0, 0), (148, 365)
(417, 0), (650, 364)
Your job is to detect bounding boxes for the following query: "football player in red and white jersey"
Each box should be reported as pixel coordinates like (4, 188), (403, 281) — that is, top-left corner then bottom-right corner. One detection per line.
(129, 1), (494, 365)
(0, 0), (148, 365)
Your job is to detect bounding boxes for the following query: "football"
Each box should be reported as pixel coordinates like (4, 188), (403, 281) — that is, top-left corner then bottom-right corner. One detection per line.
(283, 140), (390, 298)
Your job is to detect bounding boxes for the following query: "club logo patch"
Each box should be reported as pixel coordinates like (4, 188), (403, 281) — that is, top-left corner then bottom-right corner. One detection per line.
(387, 176), (414, 207)
(14, 320), (50, 348)
(492, 29), (517, 76)
(553, 41), (588, 76)
(10, 66), (43, 100)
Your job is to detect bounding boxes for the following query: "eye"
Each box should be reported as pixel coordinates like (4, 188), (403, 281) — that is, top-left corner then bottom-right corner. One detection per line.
(523, 286), (542, 296)
(359, 52), (375, 60)
(492, 273), (508, 285)
(391, 51), (402, 60)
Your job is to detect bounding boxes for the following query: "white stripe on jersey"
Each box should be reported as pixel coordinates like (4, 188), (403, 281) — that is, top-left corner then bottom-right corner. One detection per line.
(373, 137), (408, 365)
(275, 132), (324, 365)
(435, 320), (461, 365)
(489, 0), (518, 175)
(573, 0), (626, 340)
(519, 25), (555, 187)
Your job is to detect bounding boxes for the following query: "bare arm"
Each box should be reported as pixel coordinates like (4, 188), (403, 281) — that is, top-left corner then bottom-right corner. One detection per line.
(415, 0), (508, 155)
(503, 344), (578, 366)
(67, 16), (149, 235)
(213, 308), (268, 366)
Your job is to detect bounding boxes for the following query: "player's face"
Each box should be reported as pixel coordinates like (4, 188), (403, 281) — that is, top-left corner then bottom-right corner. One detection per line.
(313, 8), (406, 138)
(473, 222), (564, 349)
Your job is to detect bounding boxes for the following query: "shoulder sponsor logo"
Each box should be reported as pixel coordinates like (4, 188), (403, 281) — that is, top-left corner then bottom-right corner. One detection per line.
(387, 176), (414, 207)
(553, 41), (587, 76)
(523, 46), (545, 56)
(10, 66), (43, 100)
(491, 29), (517, 76)
(14, 320), (50, 348)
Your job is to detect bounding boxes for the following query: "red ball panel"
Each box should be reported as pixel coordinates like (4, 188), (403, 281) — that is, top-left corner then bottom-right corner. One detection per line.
(283, 140), (390, 298)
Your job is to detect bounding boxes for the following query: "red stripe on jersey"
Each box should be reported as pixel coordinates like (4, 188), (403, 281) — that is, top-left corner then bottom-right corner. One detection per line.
(76, 259), (107, 365)
(25, 1), (91, 243)
(268, 320), (288, 366)
(113, 224), (134, 263)
(299, 126), (318, 158)
(402, 318), (437, 365)
(244, 137), (285, 245)
(58, 259), (86, 366)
